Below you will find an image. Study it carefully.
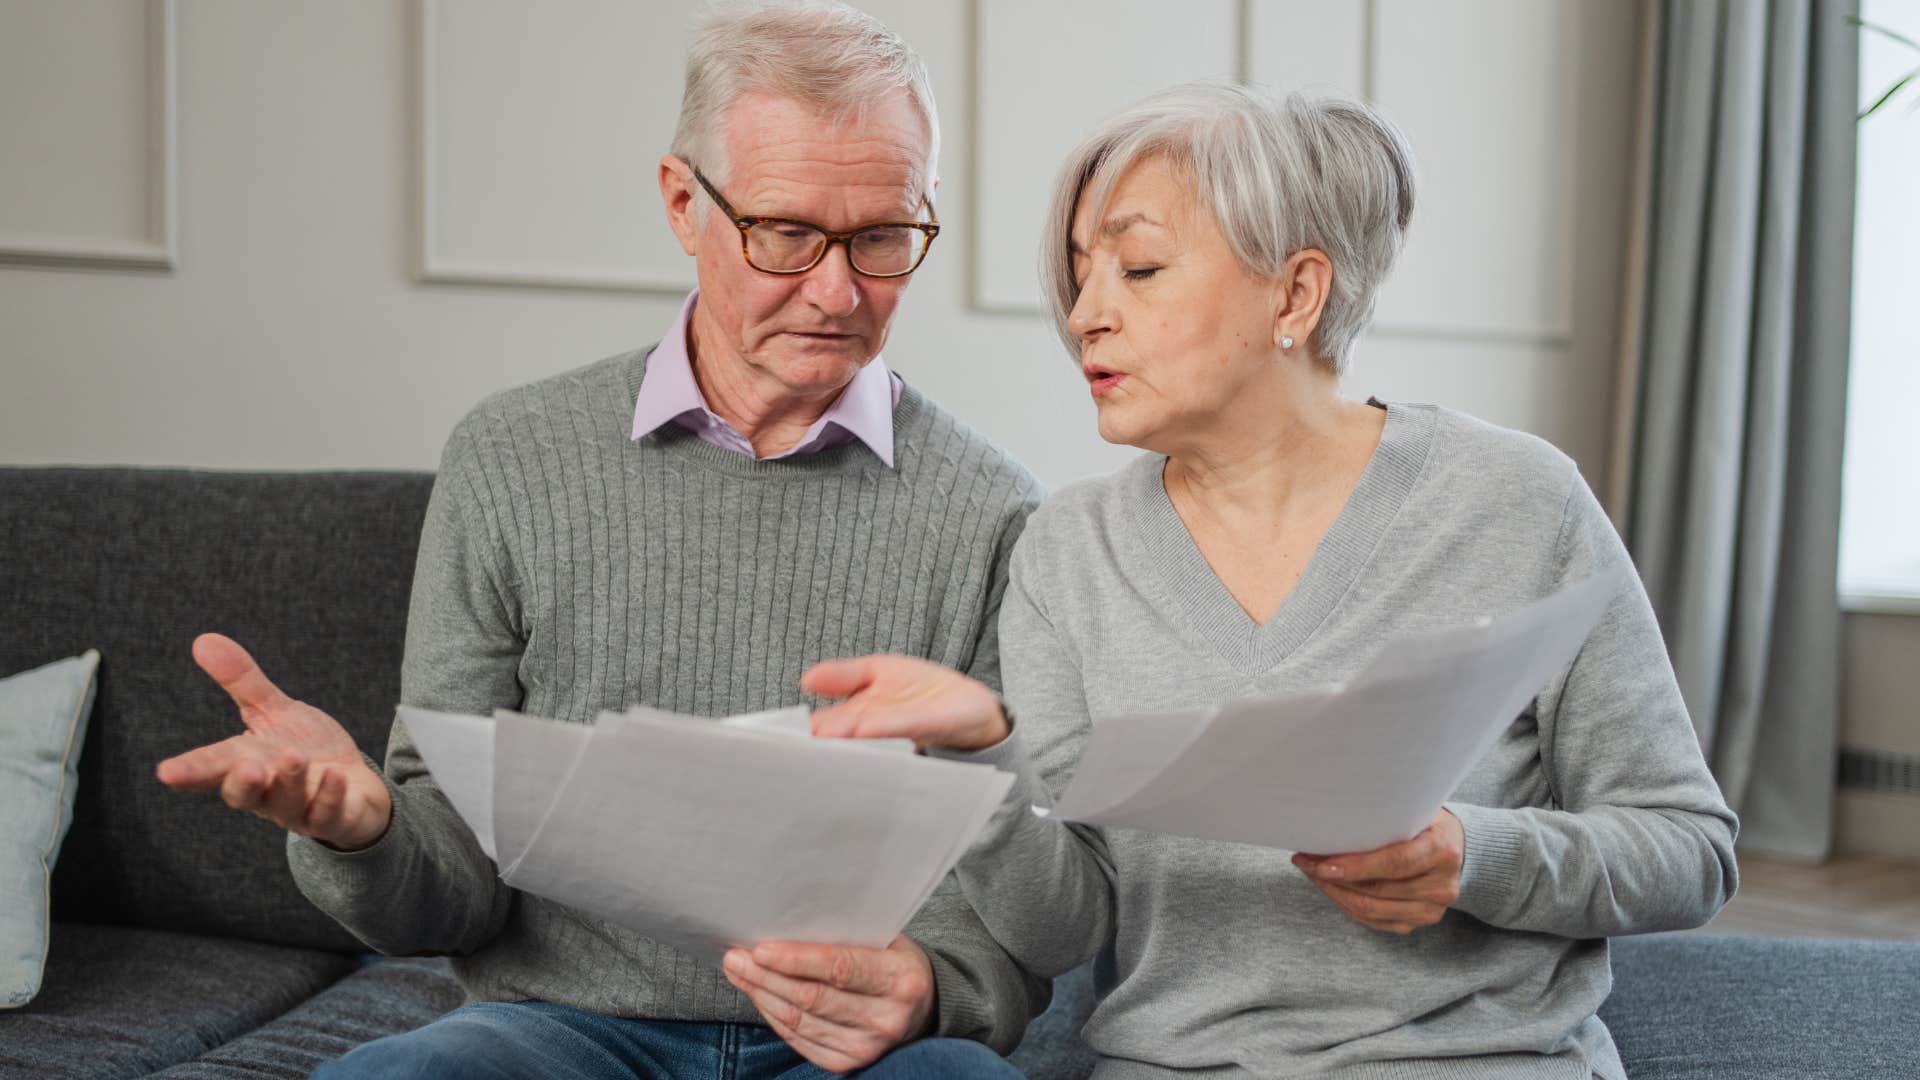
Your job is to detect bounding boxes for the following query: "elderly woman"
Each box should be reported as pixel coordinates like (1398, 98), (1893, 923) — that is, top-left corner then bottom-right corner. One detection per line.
(801, 83), (1738, 1078)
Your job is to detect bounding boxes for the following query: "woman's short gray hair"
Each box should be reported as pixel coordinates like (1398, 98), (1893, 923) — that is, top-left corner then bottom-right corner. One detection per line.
(671, 1), (939, 198)
(1042, 81), (1415, 374)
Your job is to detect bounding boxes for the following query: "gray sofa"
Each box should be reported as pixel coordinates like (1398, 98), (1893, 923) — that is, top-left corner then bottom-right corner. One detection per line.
(2, 466), (1915, 1079)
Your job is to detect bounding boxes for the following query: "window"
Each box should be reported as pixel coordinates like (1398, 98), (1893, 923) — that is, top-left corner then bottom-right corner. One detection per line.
(1839, 0), (1920, 613)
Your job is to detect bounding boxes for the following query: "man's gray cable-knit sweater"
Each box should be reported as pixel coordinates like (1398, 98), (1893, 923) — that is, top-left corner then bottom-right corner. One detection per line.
(950, 401), (1739, 1079)
(285, 347), (1050, 1051)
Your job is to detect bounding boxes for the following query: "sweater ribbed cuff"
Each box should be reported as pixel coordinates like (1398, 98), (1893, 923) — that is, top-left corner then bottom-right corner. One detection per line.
(1445, 801), (1530, 923)
(921, 945), (994, 1045)
(926, 722), (1024, 770)
(942, 724), (1042, 814)
(285, 767), (415, 916)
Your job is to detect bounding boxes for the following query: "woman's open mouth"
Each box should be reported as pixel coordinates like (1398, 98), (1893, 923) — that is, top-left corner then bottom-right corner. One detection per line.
(1084, 365), (1126, 397)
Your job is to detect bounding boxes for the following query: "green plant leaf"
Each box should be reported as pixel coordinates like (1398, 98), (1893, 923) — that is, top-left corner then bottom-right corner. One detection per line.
(1846, 15), (1920, 53)
(1860, 68), (1919, 119)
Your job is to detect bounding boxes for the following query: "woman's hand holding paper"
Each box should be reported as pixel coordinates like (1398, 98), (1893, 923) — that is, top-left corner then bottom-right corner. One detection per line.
(1291, 808), (1466, 934)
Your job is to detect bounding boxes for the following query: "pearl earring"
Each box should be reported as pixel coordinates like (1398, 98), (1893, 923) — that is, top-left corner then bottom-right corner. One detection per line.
(1280, 335), (1296, 350)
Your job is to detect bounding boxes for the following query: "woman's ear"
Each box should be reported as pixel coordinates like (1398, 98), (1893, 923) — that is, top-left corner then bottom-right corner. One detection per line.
(1274, 248), (1333, 352)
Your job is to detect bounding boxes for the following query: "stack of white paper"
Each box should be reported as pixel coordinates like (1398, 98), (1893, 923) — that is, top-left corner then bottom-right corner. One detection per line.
(399, 703), (1014, 963)
(1044, 570), (1623, 855)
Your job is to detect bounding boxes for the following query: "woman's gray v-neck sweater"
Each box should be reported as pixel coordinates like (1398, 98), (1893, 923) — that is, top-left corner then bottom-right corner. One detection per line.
(953, 401), (1738, 1080)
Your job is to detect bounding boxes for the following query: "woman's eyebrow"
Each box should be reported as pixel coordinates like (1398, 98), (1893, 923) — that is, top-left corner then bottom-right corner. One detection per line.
(1069, 212), (1166, 256)
(1100, 212), (1162, 239)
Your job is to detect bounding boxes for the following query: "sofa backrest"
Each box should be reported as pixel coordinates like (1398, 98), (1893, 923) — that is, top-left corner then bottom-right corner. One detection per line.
(1, 467), (433, 953)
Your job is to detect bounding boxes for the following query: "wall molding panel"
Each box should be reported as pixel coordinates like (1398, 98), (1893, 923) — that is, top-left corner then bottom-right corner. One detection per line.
(1369, 0), (1582, 341)
(0, 0), (177, 272)
(413, 0), (695, 295)
(968, 0), (1239, 313)
(969, 0), (1373, 317)
(966, 0), (1615, 355)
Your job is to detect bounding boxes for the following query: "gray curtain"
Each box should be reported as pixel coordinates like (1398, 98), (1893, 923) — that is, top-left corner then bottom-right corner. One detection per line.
(1622, 0), (1858, 860)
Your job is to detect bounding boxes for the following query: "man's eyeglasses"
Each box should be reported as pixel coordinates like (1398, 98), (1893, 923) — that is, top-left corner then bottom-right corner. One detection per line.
(688, 163), (939, 278)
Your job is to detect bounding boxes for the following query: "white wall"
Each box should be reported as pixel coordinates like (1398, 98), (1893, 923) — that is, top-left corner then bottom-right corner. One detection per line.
(1838, 613), (1920, 859)
(0, 0), (1639, 492)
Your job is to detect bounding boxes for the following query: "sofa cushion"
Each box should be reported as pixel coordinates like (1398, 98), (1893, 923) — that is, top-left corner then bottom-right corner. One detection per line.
(1008, 935), (1920, 1080)
(0, 468), (432, 951)
(1600, 933), (1920, 1080)
(0, 922), (358, 1079)
(0, 650), (99, 1007)
(147, 956), (465, 1078)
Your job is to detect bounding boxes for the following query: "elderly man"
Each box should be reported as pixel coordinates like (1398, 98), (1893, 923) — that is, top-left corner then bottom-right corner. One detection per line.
(154, 2), (1043, 1077)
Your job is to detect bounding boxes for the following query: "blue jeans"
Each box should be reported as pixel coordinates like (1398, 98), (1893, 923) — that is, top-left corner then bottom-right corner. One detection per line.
(310, 1001), (1023, 1079)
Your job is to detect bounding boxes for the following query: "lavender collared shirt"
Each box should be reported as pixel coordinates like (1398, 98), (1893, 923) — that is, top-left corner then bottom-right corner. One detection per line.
(630, 291), (902, 467)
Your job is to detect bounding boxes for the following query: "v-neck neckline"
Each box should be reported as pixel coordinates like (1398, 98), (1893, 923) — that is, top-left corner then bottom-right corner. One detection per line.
(1121, 399), (1435, 674)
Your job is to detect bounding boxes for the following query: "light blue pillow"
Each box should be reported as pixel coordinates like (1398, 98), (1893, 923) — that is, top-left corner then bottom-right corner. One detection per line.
(0, 650), (100, 1008)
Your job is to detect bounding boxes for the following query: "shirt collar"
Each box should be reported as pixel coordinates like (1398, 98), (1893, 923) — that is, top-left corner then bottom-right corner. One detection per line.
(631, 291), (897, 467)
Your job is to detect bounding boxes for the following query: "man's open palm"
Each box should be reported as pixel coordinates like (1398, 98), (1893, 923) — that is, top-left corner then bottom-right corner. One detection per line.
(156, 633), (391, 851)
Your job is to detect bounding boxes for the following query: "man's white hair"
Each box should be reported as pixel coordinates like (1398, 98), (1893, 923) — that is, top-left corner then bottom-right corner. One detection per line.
(671, 0), (940, 205)
(1042, 81), (1416, 375)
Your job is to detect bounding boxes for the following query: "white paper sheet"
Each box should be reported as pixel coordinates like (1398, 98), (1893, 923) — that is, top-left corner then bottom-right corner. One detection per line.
(695, 704), (916, 755)
(398, 701), (1012, 963)
(1045, 570), (1623, 854)
(491, 709), (594, 878)
(717, 704), (813, 735)
(395, 706), (496, 859)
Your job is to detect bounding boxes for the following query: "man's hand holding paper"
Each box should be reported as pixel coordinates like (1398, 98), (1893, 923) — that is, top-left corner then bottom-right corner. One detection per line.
(722, 936), (937, 1073)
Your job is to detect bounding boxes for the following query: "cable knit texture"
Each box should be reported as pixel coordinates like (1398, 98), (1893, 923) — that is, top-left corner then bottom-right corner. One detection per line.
(287, 347), (1047, 1051)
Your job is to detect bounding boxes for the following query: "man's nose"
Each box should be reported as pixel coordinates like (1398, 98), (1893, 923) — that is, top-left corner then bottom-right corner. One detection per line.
(800, 242), (862, 318)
